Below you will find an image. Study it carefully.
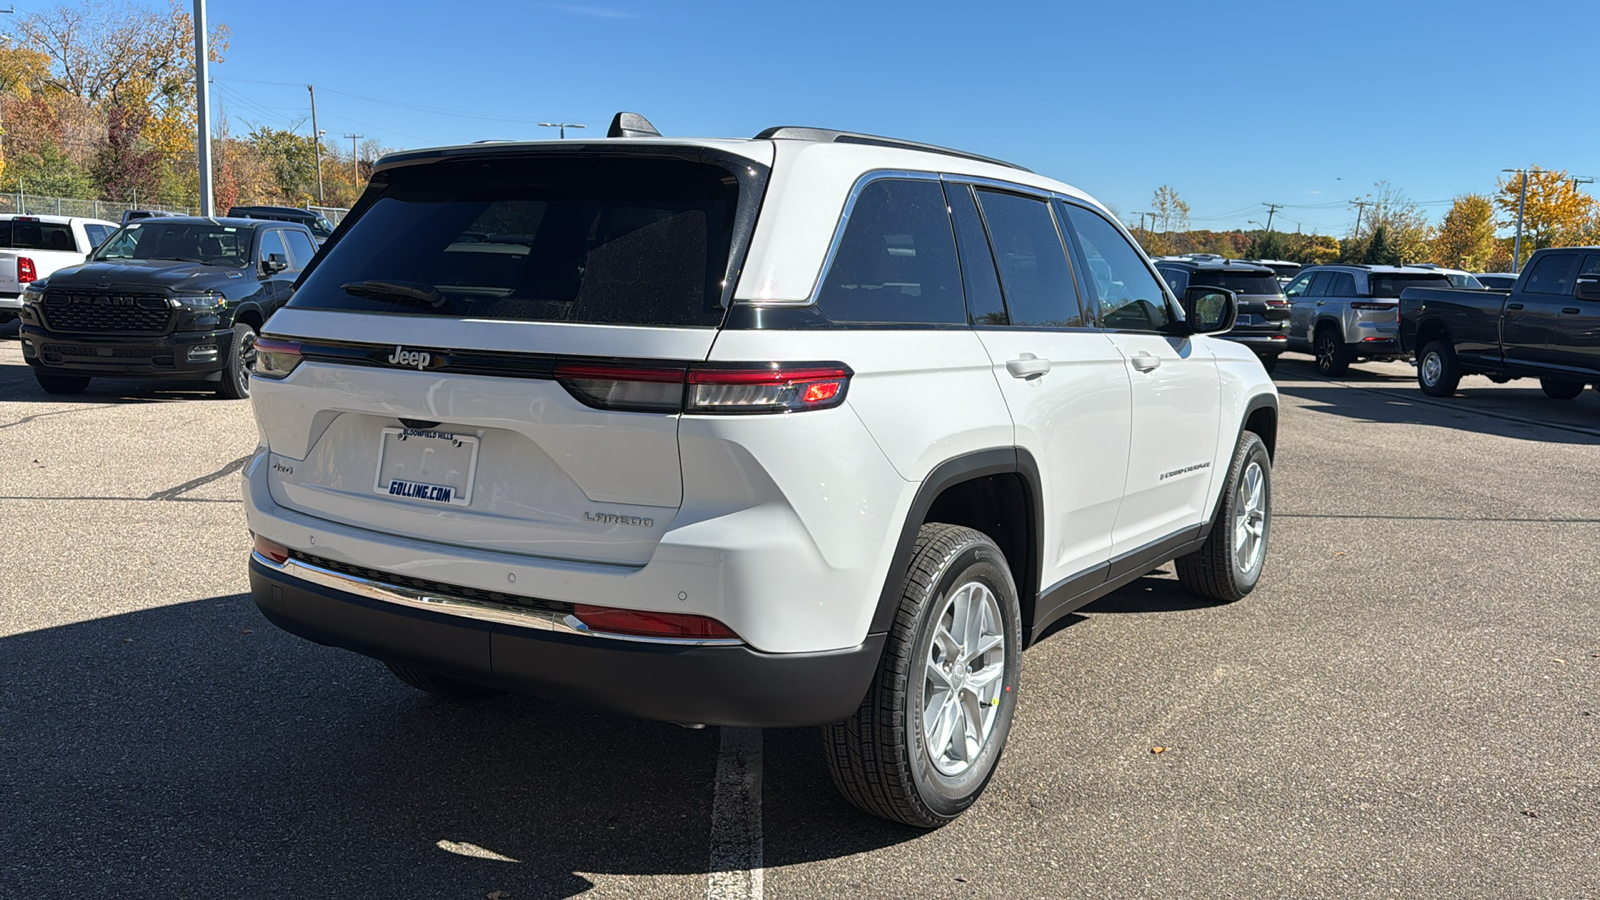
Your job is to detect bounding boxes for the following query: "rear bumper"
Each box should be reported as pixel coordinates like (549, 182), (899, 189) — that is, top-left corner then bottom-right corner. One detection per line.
(19, 323), (233, 377)
(250, 554), (884, 727)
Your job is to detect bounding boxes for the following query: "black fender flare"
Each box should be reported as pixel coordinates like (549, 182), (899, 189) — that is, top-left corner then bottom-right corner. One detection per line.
(867, 447), (1043, 635)
(1199, 393), (1279, 540)
(227, 302), (268, 330)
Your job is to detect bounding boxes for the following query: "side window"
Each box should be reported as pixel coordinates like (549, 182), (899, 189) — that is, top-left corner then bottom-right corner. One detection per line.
(1306, 272), (1335, 297)
(258, 229), (289, 270)
(1062, 204), (1171, 331)
(1157, 266), (1189, 296)
(1284, 272), (1314, 298)
(973, 189), (1081, 327)
(1580, 254), (1600, 277)
(285, 229), (319, 270)
(945, 182), (1007, 325)
(1524, 253), (1579, 295)
(815, 178), (965, 325)
(1330, 272), (1357, 297)
(82, 224), (112, 249)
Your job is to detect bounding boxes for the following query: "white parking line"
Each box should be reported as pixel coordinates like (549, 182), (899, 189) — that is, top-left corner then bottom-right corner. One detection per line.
(707, 726), (764, 900)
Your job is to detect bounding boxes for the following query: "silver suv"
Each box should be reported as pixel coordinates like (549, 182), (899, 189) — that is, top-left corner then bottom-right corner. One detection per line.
(1284, 265), (1451, 375)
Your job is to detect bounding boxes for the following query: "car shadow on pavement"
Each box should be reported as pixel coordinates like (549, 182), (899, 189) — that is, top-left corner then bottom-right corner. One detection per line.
(0, 360), (222, 405)
(1274, 381), (1600, 445)
(1, 594), (914, 899)
(1078, 570), (1233, 615)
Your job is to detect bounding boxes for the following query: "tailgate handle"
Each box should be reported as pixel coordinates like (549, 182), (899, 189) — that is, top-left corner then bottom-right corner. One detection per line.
(1005, 354), (1052, 380)
(1130, 352), (1162, 372)
(1563, 307), (1581, 315)
(1507, 302), (1525, 310)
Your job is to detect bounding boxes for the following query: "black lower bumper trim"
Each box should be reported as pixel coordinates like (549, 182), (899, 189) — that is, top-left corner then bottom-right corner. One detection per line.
(250, 557), (884, 727)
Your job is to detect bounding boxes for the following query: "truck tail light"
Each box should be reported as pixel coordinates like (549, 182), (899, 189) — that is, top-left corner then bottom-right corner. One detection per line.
(554, 361), (852, 414)
(252, 533), (290, 564)
(17, 257), (36, 283)
(572, 604), (739, 640)
(254, 337), (303, 379)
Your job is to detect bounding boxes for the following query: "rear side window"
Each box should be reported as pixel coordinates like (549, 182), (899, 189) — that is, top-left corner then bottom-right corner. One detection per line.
(815, 178), (965, 325)
(1522, 253), (1578, 295)
(1157, 266), (1190, 295)
(974, 190), (1082, 327)
(83, 224), (113, 248)
(1190, 271), (1283, 296)
(1366, 273), (1447, 297)
(1062, 204), (1171, 331)
(1328, 272), (1357, 296)
(0, 219), (76, 251)
(290, 156), (742, 327)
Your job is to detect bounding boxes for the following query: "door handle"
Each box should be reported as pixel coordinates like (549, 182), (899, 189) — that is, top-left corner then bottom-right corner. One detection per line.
(1507, 302), (1525, 310)
(1130, 352), (1162, 372)
(1563, 308), (1581, 315)
(1315, 300), (1325, 306)
(1005, 354), (1051, 379)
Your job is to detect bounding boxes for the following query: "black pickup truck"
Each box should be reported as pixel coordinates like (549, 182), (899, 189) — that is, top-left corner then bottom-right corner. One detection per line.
(17, 217), (318, 398)
(1398, 246), (1600, 398)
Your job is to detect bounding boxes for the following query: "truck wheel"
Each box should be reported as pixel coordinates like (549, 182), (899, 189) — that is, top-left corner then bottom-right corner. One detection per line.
(34, 370), (90, 395)
(1417, 340), (1462, 397)
(822, 523), (1021, 829)
(215, 323), (257, 400)
(1176, 431), (1271, 603)
(383, 661), (501, 700)
(1314, 327), (1350, 376)
(1539, 378), (1584, 400)
(1258, 354), (1280, 375)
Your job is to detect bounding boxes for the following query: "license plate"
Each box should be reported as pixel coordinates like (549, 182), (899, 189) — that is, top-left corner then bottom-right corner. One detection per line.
(373, 427), (479, 506)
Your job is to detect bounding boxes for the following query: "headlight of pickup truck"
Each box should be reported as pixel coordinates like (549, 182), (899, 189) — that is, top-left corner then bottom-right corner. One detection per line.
(21, 283), (44, 304)
(173, 293), (224, 309)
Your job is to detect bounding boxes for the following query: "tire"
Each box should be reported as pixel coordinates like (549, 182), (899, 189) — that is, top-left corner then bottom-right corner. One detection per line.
(34, 370), (90, 395)
(383, 661), (501, 700)
(1176, 431), (1271, 603)
(1540, 377), (1584, 400)
(1258, 354), (1280, 375)
(215, 323), (257, 400)
(822, 523), (1022, 829)
(1417, 339), (1462, 397)
(1314, 327), (1350, 376)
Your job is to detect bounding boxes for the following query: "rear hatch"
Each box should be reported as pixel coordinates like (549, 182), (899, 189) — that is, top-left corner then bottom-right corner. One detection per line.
(253, 147), (770, 566)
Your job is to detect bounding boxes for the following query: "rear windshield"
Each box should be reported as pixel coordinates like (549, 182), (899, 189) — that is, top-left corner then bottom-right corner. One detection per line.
(1190, 271), (1284, 296)
(92, 222), (254, 267)
(290, 156), (742, 327)
(0, 219), (76, 251)
(1260, 263), (1300, 278)
(1367, 273), (1450, 297)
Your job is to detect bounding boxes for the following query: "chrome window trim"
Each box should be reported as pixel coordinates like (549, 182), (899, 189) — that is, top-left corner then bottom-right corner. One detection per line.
(253, 551), (746, 647)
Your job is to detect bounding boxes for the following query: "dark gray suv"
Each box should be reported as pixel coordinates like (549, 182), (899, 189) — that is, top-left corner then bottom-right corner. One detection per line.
(1155, 259), (1290, 373)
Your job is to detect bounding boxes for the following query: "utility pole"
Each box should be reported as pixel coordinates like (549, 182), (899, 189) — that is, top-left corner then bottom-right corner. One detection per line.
(308, 85), (324, 205)
(1349, 199), (1372, 240)
(345, 134), (364, 192)
(1262, 202), (1283, 233)
(1502, 168), (1537, 273)
(193, 0), (214, 217)
(538, 122), (586, 139)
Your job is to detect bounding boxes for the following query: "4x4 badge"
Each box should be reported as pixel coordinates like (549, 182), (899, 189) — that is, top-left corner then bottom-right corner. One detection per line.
(387, 346), (433, 370)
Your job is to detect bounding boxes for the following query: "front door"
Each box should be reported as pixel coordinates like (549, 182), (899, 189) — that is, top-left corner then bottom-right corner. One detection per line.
(1059, 202), (1221, 559)
(1503, 250), (1578, 368)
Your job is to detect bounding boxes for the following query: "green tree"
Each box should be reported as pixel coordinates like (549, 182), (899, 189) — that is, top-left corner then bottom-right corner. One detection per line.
(248, 126), (319, 205)
(1431, 194), (1497, 269)
(1362, 224), (1400, 265)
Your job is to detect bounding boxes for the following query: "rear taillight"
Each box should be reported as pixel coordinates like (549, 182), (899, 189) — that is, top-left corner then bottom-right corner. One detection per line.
(254, 337), (303, 379)
(16, 257), (36, 283)
(554, 361), (852, 414)
(573, 604), (739, 640)
(1350, 302), (1396, 311)
(252, 533), (290, 564)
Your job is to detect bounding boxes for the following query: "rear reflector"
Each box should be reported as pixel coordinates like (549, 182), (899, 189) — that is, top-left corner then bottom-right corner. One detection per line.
(252, 533), (290, 564)
(17, 257), (36, 284)
(555, 361), (852, 414)
(554, 363), (686, 412)
(573, 604), (739, 639)
(254, 337), (303, 379)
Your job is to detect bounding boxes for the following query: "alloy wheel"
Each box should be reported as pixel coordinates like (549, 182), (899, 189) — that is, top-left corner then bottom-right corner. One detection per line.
(923, 580), (1006, 777)
(1233, 461), (1267, 573)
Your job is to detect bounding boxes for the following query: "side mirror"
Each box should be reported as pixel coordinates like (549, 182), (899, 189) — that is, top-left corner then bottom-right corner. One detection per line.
(1182, 286), (1238, 335)
(1576, 276), (1600, 302)
(263, 252), (289, 274)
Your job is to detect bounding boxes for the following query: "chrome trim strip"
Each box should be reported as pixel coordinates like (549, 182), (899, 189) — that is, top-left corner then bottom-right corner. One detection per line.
(252, 550), (745, 647)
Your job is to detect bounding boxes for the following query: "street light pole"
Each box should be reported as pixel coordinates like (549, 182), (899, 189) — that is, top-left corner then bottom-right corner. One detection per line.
(193, 0), (214, 217)
(308, 85), (324, 205)
(538, 122), (586, 139)
(1502, 167), (1535, 273)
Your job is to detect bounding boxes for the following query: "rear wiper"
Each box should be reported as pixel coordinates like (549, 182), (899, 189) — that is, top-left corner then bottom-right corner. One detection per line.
(340, 280), (446, 308)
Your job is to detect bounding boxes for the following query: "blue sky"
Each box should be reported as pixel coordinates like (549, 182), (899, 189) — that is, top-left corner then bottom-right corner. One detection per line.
(207, 0), (1595, 233)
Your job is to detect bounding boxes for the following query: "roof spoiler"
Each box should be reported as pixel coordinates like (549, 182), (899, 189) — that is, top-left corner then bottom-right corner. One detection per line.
(607, 112), (661, 138)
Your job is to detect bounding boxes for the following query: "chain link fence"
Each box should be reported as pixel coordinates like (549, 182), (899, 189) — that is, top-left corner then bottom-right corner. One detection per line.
(0, 194), (353, 225)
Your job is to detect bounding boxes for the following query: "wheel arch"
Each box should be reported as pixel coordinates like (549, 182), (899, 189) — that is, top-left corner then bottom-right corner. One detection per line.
(868, 448), (1042, 639)
(1241, 393), (1278, 461)
(232, 304), (266, 331)
(1414, 315), (1450, 351)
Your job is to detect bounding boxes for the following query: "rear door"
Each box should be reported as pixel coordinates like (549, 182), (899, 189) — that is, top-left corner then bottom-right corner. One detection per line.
(1505, 251), (1579, 368)
(960, 185), (1133, 589)
(252, 150), (767, 566)
(1285, 270), (1331, 346)
(1060, 202), (1220, 558)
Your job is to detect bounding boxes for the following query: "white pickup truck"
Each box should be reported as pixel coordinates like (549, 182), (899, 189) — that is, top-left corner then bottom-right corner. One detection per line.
(0, 215), (119, 321)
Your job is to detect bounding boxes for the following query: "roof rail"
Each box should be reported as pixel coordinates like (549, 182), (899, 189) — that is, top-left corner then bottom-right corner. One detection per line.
(753, 126), (1032, 173)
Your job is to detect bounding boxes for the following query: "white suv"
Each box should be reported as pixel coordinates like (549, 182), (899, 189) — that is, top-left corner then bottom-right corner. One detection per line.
(244, 114), (1279, 828)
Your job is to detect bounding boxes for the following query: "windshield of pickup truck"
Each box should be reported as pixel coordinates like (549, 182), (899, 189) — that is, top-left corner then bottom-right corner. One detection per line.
(1368, 273), (1450, 298)
(93, 222), (252, 267)
(0, 219), (77, 251)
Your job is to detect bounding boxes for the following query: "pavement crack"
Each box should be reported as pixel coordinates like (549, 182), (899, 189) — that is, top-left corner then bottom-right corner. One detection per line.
(0, 404), (118, 430)
(146, 455), (251, 501)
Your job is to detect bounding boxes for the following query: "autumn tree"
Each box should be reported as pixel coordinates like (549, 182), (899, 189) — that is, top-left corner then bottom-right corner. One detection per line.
(1347, 181), (1431, 264)
(1431, 194), (1497, 269)
(1494, 168), (1597, 267)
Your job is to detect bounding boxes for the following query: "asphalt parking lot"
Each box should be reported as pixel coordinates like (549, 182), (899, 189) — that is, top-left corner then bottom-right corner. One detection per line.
(2, 334), (1597, 899)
